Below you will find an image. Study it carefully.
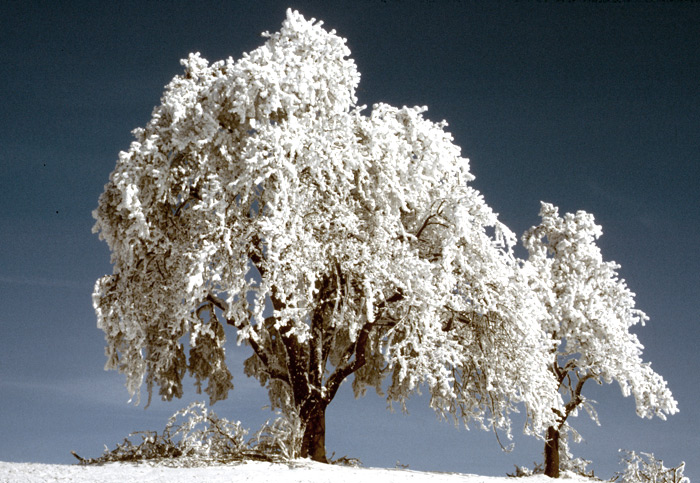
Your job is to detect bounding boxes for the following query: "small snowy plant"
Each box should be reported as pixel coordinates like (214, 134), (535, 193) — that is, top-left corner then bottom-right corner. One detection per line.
(615, 450), (689, 483)
(165, 402), (248, 459)
(252, 408), (303, 461)
(93, 9), (559, 463)
(521, 203), (678, 477)
(74, 402), (301, 465)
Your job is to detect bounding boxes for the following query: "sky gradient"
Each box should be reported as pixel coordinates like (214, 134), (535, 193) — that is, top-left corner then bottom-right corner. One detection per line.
(1, 1), (698, 479)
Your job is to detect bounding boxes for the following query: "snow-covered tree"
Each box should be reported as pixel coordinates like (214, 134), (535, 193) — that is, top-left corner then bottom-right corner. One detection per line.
(522, 202), (678, 477)
(93, 9), (558, 462)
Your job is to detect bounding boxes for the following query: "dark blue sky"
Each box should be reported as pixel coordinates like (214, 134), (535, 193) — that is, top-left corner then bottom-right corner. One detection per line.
(1, 1), (698, 479)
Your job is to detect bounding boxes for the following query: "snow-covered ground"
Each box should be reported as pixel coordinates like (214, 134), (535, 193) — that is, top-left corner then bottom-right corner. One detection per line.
(0, 460), (593, 483)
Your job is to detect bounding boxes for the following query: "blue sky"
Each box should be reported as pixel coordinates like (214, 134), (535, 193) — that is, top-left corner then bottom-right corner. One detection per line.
(1, 1), (698, 479)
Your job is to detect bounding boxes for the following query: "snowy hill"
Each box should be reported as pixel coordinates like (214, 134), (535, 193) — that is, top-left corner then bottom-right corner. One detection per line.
(0, 460), (594, 483)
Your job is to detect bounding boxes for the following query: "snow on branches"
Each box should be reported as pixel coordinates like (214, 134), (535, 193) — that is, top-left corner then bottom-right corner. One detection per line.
(523, 202), (677, 421)
(522, 202), (678, 476)
(92, 9), (675, 463)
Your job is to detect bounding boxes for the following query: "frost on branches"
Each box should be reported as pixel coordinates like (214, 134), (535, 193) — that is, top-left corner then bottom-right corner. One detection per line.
(616, 450), (689, 483)
(522, 202), (678, 477)
(92, 10), (560, 462)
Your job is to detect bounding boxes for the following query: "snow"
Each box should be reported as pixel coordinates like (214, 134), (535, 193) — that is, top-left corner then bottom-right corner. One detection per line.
(0, 460), (593, 483)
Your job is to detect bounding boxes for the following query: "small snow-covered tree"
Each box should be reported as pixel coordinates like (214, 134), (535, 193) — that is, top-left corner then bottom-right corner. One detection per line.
(93, 9), (558, 462)
(522, 202), (678, 477)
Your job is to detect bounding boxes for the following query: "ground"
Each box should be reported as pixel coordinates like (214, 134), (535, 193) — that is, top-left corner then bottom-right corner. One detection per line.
(0, 460), (596, 483)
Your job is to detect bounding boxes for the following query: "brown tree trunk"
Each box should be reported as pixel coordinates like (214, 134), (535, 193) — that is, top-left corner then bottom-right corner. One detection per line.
(544, 426), (560, 478)
(300, 402), (327, 463)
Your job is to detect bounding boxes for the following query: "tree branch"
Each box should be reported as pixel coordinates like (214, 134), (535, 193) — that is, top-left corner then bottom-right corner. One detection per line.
(323, 289), (404, 404)
(415, 200), (449, 239)
(556, 371), (597, 428)
(204, 294), (289, 385)
(324, 320), (372, 404)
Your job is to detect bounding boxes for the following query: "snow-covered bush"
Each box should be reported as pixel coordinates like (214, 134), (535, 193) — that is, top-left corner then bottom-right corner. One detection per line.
(164, 402), (248, 459)
(252, 408), (303, 460)
(74, 402), (304, 465)
(72, 430), (182, 465)
(615, 450), (689, 483)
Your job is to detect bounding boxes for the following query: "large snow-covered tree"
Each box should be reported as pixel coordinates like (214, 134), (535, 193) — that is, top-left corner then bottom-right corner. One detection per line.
(522, 202), (678, 478)
(93, 10), (558, 462)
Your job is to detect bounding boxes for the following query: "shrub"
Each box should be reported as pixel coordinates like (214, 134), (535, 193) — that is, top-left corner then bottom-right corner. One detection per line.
(72, 402), (303, 466)
(615, 450), (689, 483)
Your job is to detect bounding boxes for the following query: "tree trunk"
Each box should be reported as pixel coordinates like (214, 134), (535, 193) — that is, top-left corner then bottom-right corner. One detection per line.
(301, 402), (327, 463)
(544, 426), (560, 478)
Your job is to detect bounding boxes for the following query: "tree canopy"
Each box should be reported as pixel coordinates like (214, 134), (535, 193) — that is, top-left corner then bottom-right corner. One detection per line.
(522, 202), (678, 476)
(93, 10), (675, 467)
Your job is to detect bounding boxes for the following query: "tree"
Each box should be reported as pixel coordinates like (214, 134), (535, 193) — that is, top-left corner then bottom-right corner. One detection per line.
(92, 9), (558, 462)
(521, 202), (678, 478)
